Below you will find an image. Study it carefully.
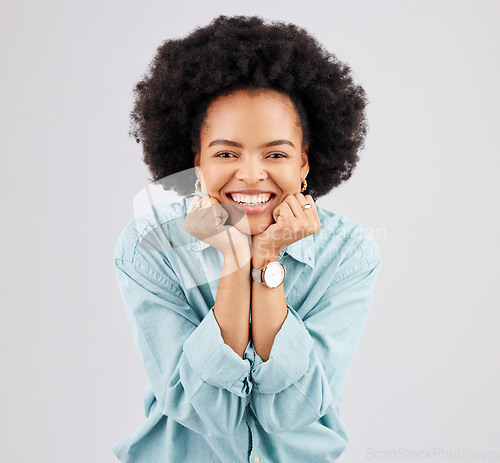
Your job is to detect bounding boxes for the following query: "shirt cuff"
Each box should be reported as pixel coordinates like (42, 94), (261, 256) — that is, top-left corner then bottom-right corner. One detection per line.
(183, 307), (253, 397)
(251, 304), (314, 394)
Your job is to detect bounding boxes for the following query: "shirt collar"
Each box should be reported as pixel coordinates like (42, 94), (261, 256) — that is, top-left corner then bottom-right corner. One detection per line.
(187, 232), (316, 269)
(281, 233), (316, 269)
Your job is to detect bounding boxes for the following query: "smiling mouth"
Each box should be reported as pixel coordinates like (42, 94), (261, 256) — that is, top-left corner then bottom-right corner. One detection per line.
(226, 193), (275, 206)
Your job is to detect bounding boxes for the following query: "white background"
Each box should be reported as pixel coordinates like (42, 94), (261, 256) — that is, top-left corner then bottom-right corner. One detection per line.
(1, 1), (499, 462)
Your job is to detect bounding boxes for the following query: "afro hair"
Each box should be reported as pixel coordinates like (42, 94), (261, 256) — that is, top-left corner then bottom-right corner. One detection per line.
(129, 15), (369, 199)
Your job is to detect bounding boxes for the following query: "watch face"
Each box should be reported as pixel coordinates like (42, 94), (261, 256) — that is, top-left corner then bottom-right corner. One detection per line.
(263, 261), (285, 288)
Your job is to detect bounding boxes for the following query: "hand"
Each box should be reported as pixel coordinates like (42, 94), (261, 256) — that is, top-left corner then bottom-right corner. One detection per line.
(184, 193), (251, 263)
(252, 193), (321, 264)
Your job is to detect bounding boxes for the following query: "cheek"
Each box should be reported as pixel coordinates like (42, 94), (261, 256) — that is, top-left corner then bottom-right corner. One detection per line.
(275, 170), (300, 194)
(201, 165), (225, 188)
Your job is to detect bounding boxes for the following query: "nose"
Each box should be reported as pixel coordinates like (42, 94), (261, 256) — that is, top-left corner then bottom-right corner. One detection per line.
(234, 156), (267, 184)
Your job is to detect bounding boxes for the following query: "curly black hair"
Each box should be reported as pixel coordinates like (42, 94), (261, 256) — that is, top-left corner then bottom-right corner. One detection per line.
(129, 15), (368, 198)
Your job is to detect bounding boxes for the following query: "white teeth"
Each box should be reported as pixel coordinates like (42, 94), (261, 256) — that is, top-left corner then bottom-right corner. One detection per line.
(230, 193), (272, 205)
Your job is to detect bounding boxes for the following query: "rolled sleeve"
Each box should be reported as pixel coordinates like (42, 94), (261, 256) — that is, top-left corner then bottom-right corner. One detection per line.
(114, 253), (251, 437)
(183, 308), (253, 397)
(249, 257), (381, 434)
(250, 304), (314, 394)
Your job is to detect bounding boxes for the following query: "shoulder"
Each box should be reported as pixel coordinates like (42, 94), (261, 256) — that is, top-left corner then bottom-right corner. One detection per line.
(113, 194), (194, 264)
(314, 205), (381, 278)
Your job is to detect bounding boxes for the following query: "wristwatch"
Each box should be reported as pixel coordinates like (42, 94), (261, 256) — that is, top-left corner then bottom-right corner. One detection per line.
(251, 259), (286, 289)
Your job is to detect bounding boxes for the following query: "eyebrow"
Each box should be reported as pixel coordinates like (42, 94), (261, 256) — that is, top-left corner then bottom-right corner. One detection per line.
(207, 139), (295, 149)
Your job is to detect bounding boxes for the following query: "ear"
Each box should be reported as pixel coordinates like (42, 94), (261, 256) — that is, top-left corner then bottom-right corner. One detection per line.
(193, 150), (200, 167)
(300, 147), (310, 179)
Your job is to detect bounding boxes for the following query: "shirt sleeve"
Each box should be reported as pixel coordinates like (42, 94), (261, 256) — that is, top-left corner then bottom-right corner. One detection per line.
(114, 255), (253, 438)
(249, 257), (382, 434)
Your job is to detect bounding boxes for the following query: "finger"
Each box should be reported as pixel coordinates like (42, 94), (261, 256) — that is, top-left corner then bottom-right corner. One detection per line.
(284, 194), (307, 218)
(199, 190), (213, 210)
(208, 195), (220, 205)
(199, 174), (209, 197)
(273, 201), (293, 224)
(303, 194), (317, 211)
(208, 196), (229, 221)
(272, 201), (282, 222)
(188, 194), (203, 212)
(302, 194), (321, 233)
(207, 198), (224, 232)
(295, 193), (317, 215)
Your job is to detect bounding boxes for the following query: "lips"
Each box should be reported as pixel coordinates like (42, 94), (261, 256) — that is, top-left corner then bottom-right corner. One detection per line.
(228, 192), (273, 205)
(225, 190), (277, 215)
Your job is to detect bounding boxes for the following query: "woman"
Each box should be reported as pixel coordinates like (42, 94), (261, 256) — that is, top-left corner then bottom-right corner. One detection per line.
(113, 15), (381, 463)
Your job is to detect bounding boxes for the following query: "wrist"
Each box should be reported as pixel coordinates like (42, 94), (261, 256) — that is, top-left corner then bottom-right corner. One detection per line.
(222, 246), (251, 272)
(251, 247), (281, 269)
(250, 256), (286, 289)
(221, 234), (251, 262)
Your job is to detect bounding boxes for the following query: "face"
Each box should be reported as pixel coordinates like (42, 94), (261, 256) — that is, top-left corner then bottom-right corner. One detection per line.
(193, 88), (309, 236)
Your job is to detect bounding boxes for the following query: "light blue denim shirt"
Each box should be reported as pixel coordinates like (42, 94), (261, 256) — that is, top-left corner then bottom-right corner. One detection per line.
(112, 193), (381, 463)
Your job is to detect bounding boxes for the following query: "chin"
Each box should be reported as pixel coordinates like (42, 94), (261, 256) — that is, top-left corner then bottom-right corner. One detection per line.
(249, 217), (274, 236)
(230, 216), (273, 236)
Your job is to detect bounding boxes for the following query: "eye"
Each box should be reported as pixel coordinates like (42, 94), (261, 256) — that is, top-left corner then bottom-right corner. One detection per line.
(267, 153), (288, 159)
(214, 152), (236, 158)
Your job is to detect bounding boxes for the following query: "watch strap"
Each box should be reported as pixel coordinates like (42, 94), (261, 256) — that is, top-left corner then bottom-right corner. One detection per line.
(250, 267), (263, 284)
(251, 259), (286, 288)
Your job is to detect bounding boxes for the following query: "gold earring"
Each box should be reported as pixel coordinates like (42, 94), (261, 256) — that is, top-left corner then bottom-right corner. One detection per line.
(195, 178), (201, 191)
(300, 178), (307, 193)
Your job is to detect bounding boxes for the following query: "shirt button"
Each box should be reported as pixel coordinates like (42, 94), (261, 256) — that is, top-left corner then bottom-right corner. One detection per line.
(254, 455), (259, 463)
